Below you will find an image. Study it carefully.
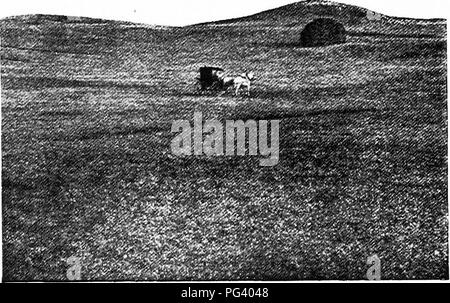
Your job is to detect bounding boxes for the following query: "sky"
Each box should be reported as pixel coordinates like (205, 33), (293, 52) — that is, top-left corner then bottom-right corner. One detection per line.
(0, 0), (448, 26)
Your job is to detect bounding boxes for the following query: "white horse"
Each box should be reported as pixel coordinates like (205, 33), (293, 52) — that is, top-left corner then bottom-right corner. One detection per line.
(221, 71), (255, 96)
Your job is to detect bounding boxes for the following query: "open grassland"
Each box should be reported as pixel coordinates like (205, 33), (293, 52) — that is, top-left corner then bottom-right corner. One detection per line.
(1, 2), (448, 280)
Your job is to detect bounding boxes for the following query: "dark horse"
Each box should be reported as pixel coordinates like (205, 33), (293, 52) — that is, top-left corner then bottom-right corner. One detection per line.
(196, 66), (224, 91)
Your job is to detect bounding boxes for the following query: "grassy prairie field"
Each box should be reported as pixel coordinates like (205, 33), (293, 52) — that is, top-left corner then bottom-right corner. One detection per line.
(1, 1), (448, 280)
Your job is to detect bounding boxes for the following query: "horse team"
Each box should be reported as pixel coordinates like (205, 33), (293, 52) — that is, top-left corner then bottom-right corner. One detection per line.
(196, 66), (255, 96)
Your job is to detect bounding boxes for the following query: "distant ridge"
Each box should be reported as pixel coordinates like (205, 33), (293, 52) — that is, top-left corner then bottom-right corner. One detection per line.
(0, 1), (445, 28)
(1, 14), (120, 24)
(0, 14), (176, 29)
(193, 0), (446, 26)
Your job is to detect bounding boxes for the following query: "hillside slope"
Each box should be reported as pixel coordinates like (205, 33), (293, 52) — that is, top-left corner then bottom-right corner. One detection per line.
(197, 0), (445, 37)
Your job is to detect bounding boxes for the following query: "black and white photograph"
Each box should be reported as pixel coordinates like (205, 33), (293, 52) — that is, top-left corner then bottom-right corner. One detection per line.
(0, 0), (448, 283)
